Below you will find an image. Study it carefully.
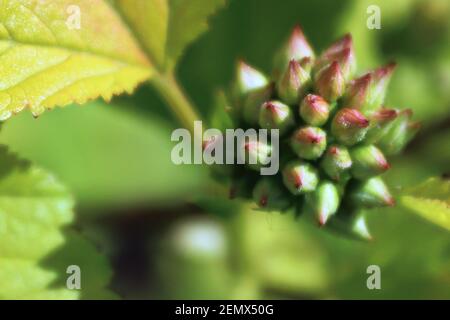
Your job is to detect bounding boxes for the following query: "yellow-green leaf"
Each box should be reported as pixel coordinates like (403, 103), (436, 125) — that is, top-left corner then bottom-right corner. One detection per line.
(116, 0), (168, 68)
(116, 0), (225, 70)
(0, 0), (152, 120)
(401, 177), (450, 231)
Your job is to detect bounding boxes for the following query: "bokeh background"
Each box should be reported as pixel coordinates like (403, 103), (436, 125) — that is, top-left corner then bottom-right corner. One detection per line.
(1, 0), (449, 299)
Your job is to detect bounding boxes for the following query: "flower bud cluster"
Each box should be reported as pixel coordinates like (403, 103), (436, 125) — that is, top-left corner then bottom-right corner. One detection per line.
(221, 26), (418, 239)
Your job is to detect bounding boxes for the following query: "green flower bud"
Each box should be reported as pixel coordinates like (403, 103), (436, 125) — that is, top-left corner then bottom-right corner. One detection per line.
(252, 177), (292, 211)
(242, 83), (274, 125)
(306, 180), (340, 225)
(282, 160), (319, 195)
(375, 109), (421, 156)
(314, 61), (345, 101)
(320, 145), (352, 181)
(315, 34), (356, 81)
(331, 108), (370, 146)
(329, 213), (373, 241)
(299, 94), (330, 126)
(364, 63), (397, 114)
(348, 177), (395, 208)
(233, 60), (269, 98)
(299, 56), (313, 74)
(342, 73), (372, 110)
(259, 100), (295, 135)
(242, 140), (272, 172)
(365, 108), (399, 143)
(350, 145), (390, 180)
(290, 126), (327, 160)
(273, 25), (315, 78)
(277, 59), (310, 105)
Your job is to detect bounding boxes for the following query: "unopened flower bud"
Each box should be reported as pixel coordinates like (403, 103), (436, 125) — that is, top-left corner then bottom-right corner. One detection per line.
(242, 139), (272, 172)
(375, 109), (420, 156)
(299, 56), (313, 74)
(350, 145), (390, 180)
(299, 94), (330, 126)
(233, 60), (269, 98)
(314, 61), (345, 101)
(306, 181), (340, 225)
(282, 160), (319, 195)
(342, 73), (372, 110)
(331, 108), (370, 146)
(328, 212), (373, 241)
(253, 177), (292, 211)
(315, 34), (356, 81)
(364, 63), (397, 114)
(320, 145), (352, 181)
(365, 108), (399, 143)
(348, 177), (395, 208)
(277, 59), (310, 105)
(242, 83), (274, 125)
(290, 126), (327, 160)
(259, 100), (295, 135)
(273, 25), (315, 78)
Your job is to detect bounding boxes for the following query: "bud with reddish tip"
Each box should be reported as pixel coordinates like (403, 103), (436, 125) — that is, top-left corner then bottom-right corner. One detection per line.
(252, 177), (292, 211)
(299, 94), (331, 126)
(242, 83), (274, 125)
(282, 160), (319, 195)
(277, 59), (311, 105)
(350, 145), (390, 180)
(314, 61), (345, 101)
(299, 56), (313, 74)
(290, 126), (327, 160)
(331, 108), (370, 145)
(320, 145), (352, 181)
(365, 108), (399, 143)
(315, 34), (356, 81)
(273, 25), (315, 78)
(375, 109), (420, 155)
(233, 60), (269, 98)
(365, 63), (397, 114)
(259, 100), (295, 135)
(348, 177), (395, 208)
(242, 140), (272, 172)
(342, 73), (372, 110)
(306, 180), (340, 226)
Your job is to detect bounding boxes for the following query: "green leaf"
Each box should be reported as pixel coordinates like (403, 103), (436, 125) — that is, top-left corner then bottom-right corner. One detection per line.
(0, 0), (152, 120)
(165, 0), (226, 67)
(116, 0), (225, 70)
(0, 148), (115, 299)
(400, 177), (450, 231)
(115, 0), (168, 68)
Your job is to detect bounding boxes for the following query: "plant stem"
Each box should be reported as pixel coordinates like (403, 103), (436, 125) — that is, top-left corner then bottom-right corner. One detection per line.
(151, 72), (201, 132)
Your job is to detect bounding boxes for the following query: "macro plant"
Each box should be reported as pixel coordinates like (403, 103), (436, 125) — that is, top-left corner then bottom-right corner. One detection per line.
(215, 27), (420, 240)
(0, 0), (448, 300)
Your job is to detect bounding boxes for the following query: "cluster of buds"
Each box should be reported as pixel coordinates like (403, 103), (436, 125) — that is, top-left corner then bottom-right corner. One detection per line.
(221, 26), (419, 240)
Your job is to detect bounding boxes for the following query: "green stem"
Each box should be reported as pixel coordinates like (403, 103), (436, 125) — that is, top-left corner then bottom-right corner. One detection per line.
(151, 72), (201, 132)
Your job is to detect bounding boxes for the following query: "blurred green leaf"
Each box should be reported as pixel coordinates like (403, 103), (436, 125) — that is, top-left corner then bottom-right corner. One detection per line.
(401, 178), (450, 231)
(166, 0), (226, 68)
(116, 0), (225, 70)
(0, 148), (114, 299)
(0, 101), (206, 208)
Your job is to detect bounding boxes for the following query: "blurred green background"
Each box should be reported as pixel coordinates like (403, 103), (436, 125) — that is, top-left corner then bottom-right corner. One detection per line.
(1, 0), (449, 299)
